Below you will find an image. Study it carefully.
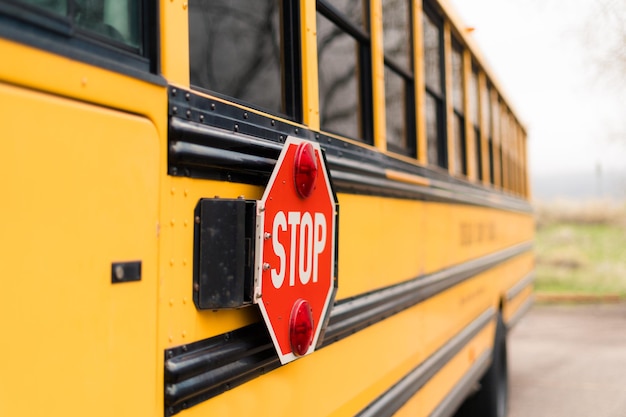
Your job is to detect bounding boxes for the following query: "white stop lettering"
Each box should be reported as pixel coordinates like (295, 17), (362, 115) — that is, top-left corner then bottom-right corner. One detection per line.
(270, 211), (327, 289)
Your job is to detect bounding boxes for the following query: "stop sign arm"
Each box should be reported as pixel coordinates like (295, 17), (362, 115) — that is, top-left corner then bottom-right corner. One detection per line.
(253, 137), (339, 364)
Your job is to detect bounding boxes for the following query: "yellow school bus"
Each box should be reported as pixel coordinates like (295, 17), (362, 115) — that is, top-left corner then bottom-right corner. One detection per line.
(0, 0), (533, 416)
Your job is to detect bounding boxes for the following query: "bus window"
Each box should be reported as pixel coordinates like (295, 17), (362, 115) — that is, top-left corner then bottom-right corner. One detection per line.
(383, 0), (415, 157)
(423, 7), (447, 168)
(451, 39), (466, 176)
(17, 0), (142, 49)
(317, 0), (371, 143)
(484, 83), (495, 185)
(189, 0), (296, 117)
(470, 65), (482, 181)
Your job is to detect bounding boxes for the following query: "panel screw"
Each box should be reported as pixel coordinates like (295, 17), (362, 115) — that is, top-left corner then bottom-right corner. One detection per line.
(237, 195), (245, 200)
(185, 93), (190, 101)
(172, 106), (178, 114)
(186, 110), (191, 119)
(271, 120), (276, 126)
(264, 232), (271, 240)
(199, 114), (204, 122)
(243, 112), (248, 119)
(195, 216), (200, 224)
(171, 88), (177, 96)
(263, 263), (270, 271)
(193, 283), (199, 291)
(234, 124), (239, 132)
(210, 103), (216, 110)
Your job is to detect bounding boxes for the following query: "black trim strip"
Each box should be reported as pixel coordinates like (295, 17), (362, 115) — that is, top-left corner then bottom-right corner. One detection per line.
(356, 308), (494, 417)
(429, 350), (492, 417)
(506, 271), (535, 301)
(163, 242), (532, 415)
(167, 90), (531, 213)
(322, 242), (531, 345)
(507, 295), (534, 330)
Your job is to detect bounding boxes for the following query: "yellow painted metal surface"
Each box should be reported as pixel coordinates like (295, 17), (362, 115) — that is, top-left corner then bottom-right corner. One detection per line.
(157, 177), (264, 348)
(370, 0), (387, 152)
(0, 38), (164, 123)
(0, 1), (535, 415)
(413, 0), (428, 165)
(338, 194), (533, 299)
(160, 0), (190, 85)
(300, 0), (321, 130)
(177, 301), (428, 417)
(0, 82), (160, 416)
(411, 322), (495, 417)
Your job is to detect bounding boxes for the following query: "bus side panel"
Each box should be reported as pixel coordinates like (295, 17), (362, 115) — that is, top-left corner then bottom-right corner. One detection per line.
(0, 83), (159, 416)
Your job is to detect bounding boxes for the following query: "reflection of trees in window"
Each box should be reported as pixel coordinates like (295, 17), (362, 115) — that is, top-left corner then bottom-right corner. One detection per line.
(317, 0), (371, 142)
(483, 83), (495, 184)
(470, 66), (482, 180)
(423, 7), (447, 168)
(383, 0), (415, 156)
(451, 40), (466, 176)
(189, 0), (285, 115)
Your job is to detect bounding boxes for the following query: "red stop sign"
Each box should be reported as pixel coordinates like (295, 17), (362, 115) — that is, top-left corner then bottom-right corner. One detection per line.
(254, 137), (338, 364)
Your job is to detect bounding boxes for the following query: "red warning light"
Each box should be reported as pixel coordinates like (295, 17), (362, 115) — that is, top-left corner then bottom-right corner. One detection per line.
(293, 142), (318, 198)
(289, 299), (314, 356)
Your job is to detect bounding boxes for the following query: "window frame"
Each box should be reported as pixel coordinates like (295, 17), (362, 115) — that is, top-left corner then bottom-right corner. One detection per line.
(188, 0), (302, 122)
(0, 0), (160, 81)
(316, 0), (373, 144)
(381, 0), (416, 157)
(450, 37), (466, 176)
(422, 2), (447, 169)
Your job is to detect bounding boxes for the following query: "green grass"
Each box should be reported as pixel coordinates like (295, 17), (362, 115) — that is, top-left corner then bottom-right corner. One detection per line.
(534, 201), (626, 296)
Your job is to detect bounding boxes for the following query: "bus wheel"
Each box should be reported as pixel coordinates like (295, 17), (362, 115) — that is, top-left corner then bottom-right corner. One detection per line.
(455, 313), (509, 417)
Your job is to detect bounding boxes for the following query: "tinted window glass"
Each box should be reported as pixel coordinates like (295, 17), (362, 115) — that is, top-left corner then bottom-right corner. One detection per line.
(384, 67), (407, 150)
(383, 0), (411, 71)
(451, 43), (464, 112)
(470, 68), (479, 126)
(189, 0), (284, 114)
(18, 0), (142, 49)
(423, 12), (442, 95)
(425, 93), (440, 164)
(453, 113), (466, 174)
(383, 0), (413, 156)
(332, 0), (365, 29)
(317, 12), (361, 140)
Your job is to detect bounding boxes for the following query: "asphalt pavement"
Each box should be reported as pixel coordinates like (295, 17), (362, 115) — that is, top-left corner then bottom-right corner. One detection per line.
(508, 302), (626, 417)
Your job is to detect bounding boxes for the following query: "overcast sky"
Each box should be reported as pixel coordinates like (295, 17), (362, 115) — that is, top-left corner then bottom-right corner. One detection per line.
(448, 0), (625, 180)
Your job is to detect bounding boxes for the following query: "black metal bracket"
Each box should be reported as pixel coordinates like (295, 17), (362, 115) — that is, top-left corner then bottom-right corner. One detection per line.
(193, 198), (257, 309)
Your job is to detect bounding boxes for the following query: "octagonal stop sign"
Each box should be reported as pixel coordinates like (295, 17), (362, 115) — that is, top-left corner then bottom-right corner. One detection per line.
(254, 136), (338, 364)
